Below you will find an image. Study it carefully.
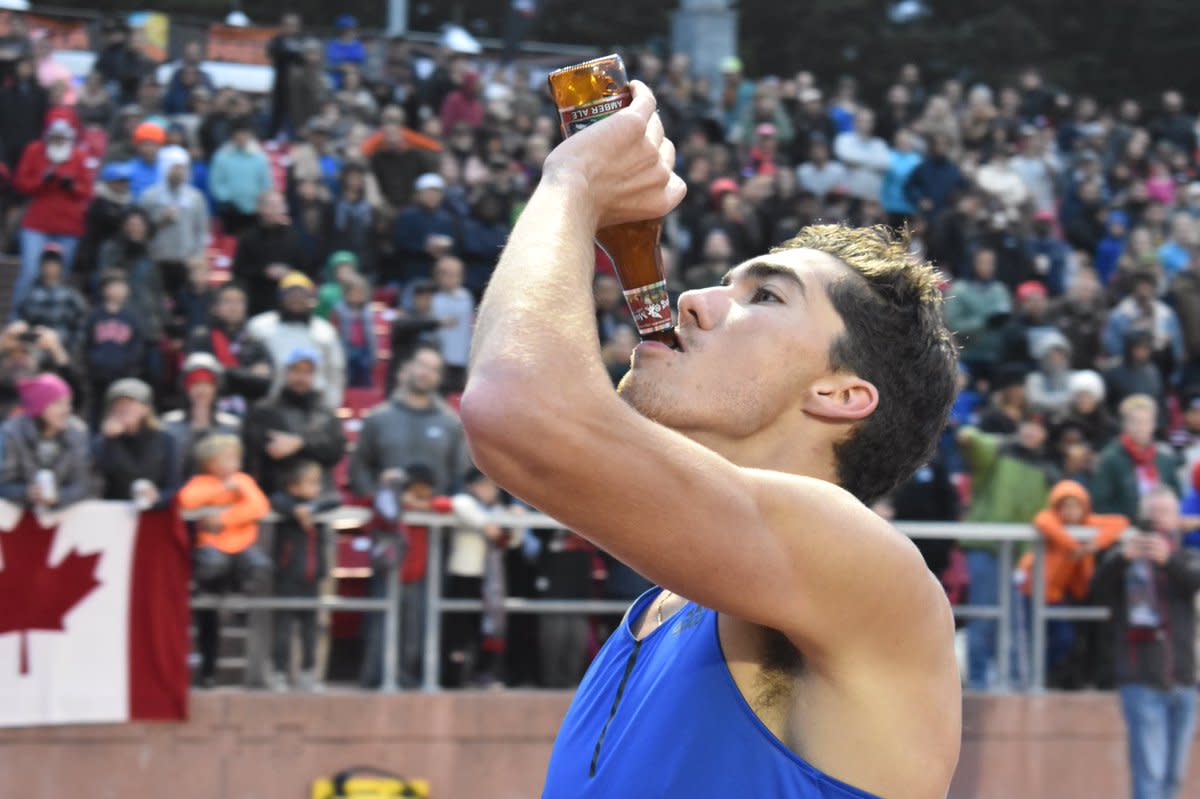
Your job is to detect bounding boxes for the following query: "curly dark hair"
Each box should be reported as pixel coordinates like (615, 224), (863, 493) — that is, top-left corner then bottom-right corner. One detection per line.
(772, 224), (958, 504)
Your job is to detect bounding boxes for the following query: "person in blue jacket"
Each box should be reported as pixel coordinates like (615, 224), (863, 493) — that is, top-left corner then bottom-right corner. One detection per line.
(325, 16), (366, 88)
(881, 128), (922, 227)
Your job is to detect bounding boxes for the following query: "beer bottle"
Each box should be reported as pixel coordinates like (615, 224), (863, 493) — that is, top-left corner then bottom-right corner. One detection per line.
(547, 54), (678, 348)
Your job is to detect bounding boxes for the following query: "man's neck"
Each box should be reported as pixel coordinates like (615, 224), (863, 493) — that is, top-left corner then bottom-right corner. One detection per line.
(191, 403), (213, 427)
(398, 390), (433, 410)
(678, 418), (840, 483)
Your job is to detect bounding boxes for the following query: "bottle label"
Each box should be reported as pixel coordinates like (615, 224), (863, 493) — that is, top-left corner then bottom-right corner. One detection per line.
(623, 280), (673, 335)
(559, 92), (631, 136)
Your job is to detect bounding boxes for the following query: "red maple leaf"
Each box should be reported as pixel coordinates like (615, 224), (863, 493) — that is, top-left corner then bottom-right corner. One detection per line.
(0, 512), (102, 675)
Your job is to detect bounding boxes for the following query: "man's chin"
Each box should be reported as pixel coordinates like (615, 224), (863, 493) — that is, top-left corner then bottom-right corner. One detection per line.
(616, 371), (666, 420)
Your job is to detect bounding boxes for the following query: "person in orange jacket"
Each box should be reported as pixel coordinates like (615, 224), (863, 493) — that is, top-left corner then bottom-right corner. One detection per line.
(178, 433), (271, 686)
(180, 433), (271, 561)
(1018, 479), (1129, 687)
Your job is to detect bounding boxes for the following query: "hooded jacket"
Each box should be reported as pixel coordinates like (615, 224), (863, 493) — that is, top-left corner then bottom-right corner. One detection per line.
(178, 471), (269, 554)
(13, 137), (93, 236)
(244, 310), (345, 409)
(1018, 480), (1129, 603)
(140, 163), (209, 263)
(439, 72), (484, 131)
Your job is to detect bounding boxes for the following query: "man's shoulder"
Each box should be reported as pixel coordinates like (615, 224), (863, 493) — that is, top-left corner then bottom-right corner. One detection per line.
(362, 401), (399, 422)
(1096, 439), (1128, 463)
(245, 312), (277, 333)
(309, 315), (340, 339)
(63, 416), (90, 440)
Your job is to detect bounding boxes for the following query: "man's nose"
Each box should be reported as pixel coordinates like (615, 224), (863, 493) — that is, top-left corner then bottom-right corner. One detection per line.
(676, 285), (731, 331)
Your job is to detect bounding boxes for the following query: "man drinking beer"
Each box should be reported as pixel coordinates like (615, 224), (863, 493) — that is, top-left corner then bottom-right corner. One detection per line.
(461, 81), (961, 799)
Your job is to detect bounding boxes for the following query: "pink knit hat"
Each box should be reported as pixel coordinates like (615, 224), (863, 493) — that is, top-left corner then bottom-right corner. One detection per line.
(18, 373), (71, 418)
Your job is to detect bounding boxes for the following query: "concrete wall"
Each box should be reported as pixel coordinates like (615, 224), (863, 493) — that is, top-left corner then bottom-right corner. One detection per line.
(1, 691), (1197, 798)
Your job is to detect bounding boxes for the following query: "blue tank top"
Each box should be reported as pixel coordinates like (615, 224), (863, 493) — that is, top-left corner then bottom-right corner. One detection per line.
(541, 588), (882, 798)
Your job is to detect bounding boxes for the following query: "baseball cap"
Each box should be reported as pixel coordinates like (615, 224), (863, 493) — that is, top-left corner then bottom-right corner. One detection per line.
(106, 378), (153, 406)
(1016, 280), (1047, 302)
(708, 177), (740, 200)
(181, 351), (224, 388)
(133, 121), (165, 144)
(284, 346), (321, 368)
(335, 14), (358, 29)
(756, 122), (777, 138)
(414, 173), (446, 192)
(327, 250), (358, 270)
(279, 271), (315, 293)
(1033, 209), (1056, 223)
(45, 118), (75, 140)
(99, 161), (133, 182)
(720, 56), (743, 74)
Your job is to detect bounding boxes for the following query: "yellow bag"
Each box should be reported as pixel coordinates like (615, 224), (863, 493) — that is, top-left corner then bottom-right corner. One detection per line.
(311, 766), (431, 799)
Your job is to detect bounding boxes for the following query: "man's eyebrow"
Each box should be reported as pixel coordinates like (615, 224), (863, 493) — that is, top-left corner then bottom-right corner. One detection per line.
(719, 262), (807, 297)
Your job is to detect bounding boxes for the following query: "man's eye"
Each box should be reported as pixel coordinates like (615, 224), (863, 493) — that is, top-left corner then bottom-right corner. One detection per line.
(751, 287), (781, 303)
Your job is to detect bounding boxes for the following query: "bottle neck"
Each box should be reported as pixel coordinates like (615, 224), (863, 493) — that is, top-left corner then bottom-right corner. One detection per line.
(641, 328), (678, 348)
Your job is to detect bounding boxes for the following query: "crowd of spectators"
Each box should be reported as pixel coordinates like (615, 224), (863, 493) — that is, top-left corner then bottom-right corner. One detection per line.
(3, 10), (1200, 692)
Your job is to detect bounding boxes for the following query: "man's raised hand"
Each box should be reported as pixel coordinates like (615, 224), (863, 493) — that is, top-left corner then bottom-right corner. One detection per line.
(541, 80), (686, 230)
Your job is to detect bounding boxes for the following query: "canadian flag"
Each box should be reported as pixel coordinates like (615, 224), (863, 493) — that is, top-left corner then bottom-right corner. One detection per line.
(0, 500), (190, 727)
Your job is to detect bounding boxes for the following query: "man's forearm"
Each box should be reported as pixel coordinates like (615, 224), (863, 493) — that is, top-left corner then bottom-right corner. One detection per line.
(469, 172), (608, 392)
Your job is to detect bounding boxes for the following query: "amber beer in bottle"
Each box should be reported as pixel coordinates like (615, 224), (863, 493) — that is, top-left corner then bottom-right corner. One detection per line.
(547, 55), (678, 348)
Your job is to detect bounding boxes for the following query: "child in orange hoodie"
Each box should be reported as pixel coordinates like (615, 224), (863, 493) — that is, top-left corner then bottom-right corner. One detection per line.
(1018, 479), (1129, 687)
(179, 434), (272, 686)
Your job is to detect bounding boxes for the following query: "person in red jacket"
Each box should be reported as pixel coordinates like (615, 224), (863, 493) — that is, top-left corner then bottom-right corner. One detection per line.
(439, 70), (484, 132)
(12, 118), (94, 315)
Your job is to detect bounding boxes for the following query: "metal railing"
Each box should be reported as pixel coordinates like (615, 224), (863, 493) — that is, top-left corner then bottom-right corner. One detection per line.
(186, 506), (1113, 693)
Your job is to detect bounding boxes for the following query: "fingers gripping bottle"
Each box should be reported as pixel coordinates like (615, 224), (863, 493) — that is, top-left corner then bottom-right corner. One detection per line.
(548, 54), (679, 348)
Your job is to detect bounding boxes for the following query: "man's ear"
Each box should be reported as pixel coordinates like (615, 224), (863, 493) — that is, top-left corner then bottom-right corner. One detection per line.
(802, 374), (878, 422)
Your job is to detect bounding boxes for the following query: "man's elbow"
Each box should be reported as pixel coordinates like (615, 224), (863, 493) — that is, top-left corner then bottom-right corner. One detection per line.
(460, 378), (572, 485)
(460, 382), (524, 472)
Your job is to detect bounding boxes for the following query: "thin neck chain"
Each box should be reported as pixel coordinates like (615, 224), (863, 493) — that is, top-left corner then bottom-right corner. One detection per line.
(655, 589), (673, 626)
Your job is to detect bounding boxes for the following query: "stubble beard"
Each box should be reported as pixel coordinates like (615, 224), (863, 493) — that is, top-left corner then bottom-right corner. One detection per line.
(616, 369), (672, 425)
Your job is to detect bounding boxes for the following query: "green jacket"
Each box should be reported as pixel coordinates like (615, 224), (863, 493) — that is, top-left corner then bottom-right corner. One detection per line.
(945, 279), (1011, 364)
(316, 282), (342, 319)
(959, 426), (1057, 548)
(1090, 439), (1180, 520)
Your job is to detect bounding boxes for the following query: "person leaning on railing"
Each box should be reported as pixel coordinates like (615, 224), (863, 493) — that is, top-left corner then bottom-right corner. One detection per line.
(0, 373), (91, 511)
(956, 420), (1059, 691)
(267, 459), (340, 693)
(178, 433), (271, 687)
(1017, 479), (1129, 689)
